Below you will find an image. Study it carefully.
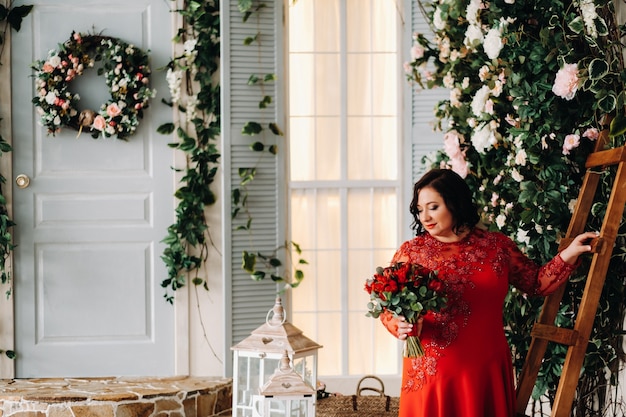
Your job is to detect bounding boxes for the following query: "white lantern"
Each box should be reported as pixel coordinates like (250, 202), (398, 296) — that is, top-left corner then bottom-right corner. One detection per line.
(232, 297), (322, 417)
(251, 351), (316, 417)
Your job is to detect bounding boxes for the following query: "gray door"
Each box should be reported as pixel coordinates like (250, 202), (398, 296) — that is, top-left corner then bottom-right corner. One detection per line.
(11, 0), (175, 377)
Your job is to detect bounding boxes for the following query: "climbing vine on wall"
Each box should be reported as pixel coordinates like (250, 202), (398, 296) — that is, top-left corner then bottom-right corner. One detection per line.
(159, 0), (221, 304)
(160, 0), (306, 303)
(0, 0), (33, 360)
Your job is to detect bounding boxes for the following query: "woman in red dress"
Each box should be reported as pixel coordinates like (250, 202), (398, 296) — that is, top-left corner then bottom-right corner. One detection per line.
(381, 169), (596, 417)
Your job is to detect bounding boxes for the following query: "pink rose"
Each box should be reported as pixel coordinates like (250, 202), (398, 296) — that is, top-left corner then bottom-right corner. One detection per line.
(106, 103), (122, 117)
(449, 157), (469, 178)
(491, 192), (499, 207)
(505, 114), (519, 127)
(42, 63), (54, 73)
(562, 133), (580, 155)
(552, 63), (579, 100)
(443, 130), (463, 159)
(410, 44), (425, 60)
(92, 115), (106, 131)
(582, 128), (599, 140)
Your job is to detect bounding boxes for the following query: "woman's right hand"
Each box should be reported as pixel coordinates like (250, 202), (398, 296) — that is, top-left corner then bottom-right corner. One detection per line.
(380, 310), (423, 340)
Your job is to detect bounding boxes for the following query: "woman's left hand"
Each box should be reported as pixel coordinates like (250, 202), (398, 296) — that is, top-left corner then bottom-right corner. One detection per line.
(559, 231), (599, 265)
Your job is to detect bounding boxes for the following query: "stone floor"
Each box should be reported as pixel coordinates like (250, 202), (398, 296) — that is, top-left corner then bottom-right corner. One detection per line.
(0, 376), (233, 417)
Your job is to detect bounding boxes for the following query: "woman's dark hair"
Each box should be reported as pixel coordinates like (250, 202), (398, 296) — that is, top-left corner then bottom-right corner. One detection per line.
(409, 169), (480, 235)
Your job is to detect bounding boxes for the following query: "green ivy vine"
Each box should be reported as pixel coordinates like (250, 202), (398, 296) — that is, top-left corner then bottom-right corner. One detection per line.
(0, 1), (33, 361)
(234, 0), (307, 291)
(159, 0), (221, 304)
(160, 0), (306, 303)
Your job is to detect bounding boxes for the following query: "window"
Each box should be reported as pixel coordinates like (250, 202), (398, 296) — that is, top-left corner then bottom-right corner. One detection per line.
(288, 0), (404, 378)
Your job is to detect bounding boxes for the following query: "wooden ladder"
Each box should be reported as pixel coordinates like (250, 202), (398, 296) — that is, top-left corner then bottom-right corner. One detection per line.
(515, 127), (626, 417)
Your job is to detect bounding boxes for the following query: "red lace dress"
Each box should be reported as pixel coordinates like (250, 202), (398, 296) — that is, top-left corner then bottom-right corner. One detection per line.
(382, 228), (578, 417)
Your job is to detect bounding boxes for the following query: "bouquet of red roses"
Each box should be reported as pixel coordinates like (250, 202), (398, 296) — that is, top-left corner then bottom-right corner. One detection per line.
(364, 262), (447, 357)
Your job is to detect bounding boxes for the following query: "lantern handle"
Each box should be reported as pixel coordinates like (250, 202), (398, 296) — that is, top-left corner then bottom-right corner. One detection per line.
(266, 297), (287, 327)
(266, 306), (287, 327)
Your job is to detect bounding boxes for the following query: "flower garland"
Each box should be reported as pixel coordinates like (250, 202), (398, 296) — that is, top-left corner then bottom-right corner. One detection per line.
(31, 31), (155, 140)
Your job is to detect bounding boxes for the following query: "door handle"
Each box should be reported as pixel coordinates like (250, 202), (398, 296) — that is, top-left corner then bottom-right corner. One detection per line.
(15, 174), (30, 189)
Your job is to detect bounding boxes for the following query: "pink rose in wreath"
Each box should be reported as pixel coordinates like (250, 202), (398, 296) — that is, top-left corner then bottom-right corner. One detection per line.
(106, 103), (122, 117)
(92, 115), (106, 131)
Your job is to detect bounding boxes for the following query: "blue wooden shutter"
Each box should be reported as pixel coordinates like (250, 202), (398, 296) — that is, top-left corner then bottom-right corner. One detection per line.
(222, 0), (287, 375)
(408, 0), (448, 180)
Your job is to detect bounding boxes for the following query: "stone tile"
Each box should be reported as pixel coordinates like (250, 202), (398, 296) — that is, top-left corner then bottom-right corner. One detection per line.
(183, 396), (197, 417)
(154, 398), (182, 412)
(90, 392), (139, 402)
(48, 405), (75, 417)
(214, 385), (232, 413)
(71, 405), (114, 417)
(116, 402), (154, 417)
(21, 390), (89, 403)
(197, 393), (217, 417)
(133, 389), (180, 399)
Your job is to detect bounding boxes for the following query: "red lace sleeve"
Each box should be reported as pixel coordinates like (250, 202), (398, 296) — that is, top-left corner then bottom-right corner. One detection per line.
(504, 236), (580, 296)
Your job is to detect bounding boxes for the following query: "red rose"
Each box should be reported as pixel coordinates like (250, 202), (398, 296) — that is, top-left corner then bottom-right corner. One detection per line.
(428, 279), (443, 292)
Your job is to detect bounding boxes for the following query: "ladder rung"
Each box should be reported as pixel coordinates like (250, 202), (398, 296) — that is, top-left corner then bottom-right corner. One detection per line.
(585, 146), (626, 168)
(530, 323), (579, 346)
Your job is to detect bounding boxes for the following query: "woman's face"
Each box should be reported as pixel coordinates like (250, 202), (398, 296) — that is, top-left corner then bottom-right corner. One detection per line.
(416, 186), (460, 243)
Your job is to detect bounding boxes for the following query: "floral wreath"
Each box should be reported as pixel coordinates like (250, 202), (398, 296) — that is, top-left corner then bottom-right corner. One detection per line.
(31, 31), (156, 140)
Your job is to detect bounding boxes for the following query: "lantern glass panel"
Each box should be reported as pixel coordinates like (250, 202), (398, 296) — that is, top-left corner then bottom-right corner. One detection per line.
(266, 398), (312, 417)
(235, 355), (280, 416)
(292, 356), (314, 387)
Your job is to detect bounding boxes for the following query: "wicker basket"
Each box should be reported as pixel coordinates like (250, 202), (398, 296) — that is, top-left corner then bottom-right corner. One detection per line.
(316, 375), (399, 417)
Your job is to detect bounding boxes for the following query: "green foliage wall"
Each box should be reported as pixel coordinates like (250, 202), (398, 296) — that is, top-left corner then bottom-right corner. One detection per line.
(407, 0), (626, 414)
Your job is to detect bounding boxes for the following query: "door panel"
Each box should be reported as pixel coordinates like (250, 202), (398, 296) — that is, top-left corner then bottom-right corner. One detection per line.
(11, 0), (175, 377)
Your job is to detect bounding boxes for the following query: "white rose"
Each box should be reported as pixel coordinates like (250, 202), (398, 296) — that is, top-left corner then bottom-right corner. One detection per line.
(471, 85), (491, 116)
(568, 199), (577, 213)
(515, 149), (527, 166)
(464, 24), (484, 48)
(45, 91), (57, 105)
(484, 28), (503, 59)
(517, 229), (530, 245)
(511, 169), (524, 182)
(433, 7), (446, 30)
(471, 123), (497, 153)
(184, 39), (198, 55)
(48, 55), (61, 68)
(496, 214), (506, 229)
